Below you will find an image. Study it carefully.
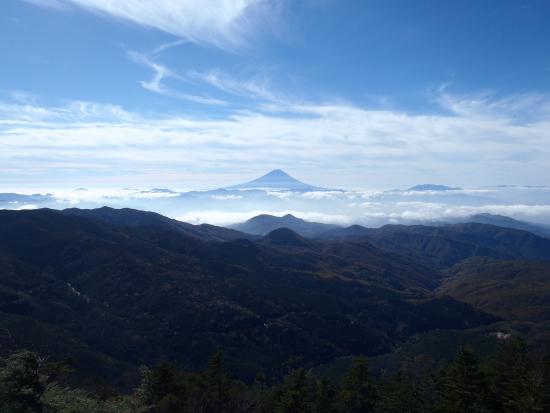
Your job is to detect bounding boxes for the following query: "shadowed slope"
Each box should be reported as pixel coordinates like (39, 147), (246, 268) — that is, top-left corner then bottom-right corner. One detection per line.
(0, 208), (493, 386)
(439, 257), (550, 322)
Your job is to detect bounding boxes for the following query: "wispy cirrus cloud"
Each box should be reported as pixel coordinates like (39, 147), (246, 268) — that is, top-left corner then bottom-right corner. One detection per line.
(24, 0), (270, 49)
(128, 51), (227, 105)
(436, 88), (550, 121)
(127, 51), (176, 95)
(191, 69), (281, 102)
(22, 0), (68, 10)
(0, 98), (132, 123)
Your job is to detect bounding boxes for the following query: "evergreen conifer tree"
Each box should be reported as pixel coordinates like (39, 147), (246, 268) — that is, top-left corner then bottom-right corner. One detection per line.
(0, 351), (45, 413)
(312, 378), (336, 413)
(201, 352), (232, 413)
(376, 371), (421, 413)
(336, 357), (376, 413)
(439, 347), (487, 413)
(274, 368), (311, 413)
(484, 338), (533, 413)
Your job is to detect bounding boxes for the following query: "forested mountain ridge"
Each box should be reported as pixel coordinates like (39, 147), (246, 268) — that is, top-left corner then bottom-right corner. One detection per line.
(63, 206), (254, 242)
(234, 214), (550, 270)
(319, 222), (550, 269)
(0, 208), (501, 388)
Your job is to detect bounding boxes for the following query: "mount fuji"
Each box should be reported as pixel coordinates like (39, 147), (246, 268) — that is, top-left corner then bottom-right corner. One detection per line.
(226, 169), (329, 191)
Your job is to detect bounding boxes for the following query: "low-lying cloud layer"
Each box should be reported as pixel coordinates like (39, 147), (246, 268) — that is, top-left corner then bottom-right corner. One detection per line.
(2, 185), (550, 228)
(1, 89), (550, 189)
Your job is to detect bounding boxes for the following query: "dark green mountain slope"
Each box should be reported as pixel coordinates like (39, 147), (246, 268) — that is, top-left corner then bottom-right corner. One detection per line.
(439, 257), (550, 322)
(0, 208), (493, 386)
(64, 206), (252, 242)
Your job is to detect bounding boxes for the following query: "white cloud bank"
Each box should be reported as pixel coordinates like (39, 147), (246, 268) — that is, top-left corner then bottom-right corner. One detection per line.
(1, 91), (550, 188)
(360, 203), (550, 224)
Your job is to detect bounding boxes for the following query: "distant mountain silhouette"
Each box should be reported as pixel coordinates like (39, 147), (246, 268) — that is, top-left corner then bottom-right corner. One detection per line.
(226, 169), (329, 191)
(408, 184), (461, 191)
(139, 188), (178, 194)
(231, 213), (339, 237)
(457, 213), (550, 239)
(318, 224), (372, 240)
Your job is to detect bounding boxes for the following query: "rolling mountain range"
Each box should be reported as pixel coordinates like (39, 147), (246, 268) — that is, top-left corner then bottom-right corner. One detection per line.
(1, 207), (550, 389)
(331, 222), (550, 269)
(63, 206), (252, 242)
(454, 213), (550, 239)
(231, 211), (550, 244)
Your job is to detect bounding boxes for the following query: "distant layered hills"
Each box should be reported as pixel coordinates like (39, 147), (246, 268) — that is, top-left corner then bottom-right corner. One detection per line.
(408, 184), (462, 191)
(231, 212), (550, 244)
(230, 213), (339, 237)
(452, 213), (550, 239)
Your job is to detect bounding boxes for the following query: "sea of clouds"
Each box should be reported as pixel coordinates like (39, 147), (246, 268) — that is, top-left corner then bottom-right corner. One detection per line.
(2, 185), (550, 228)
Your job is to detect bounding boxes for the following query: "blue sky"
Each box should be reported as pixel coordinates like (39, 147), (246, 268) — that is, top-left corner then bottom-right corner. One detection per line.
(1, 0), (550, 189)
